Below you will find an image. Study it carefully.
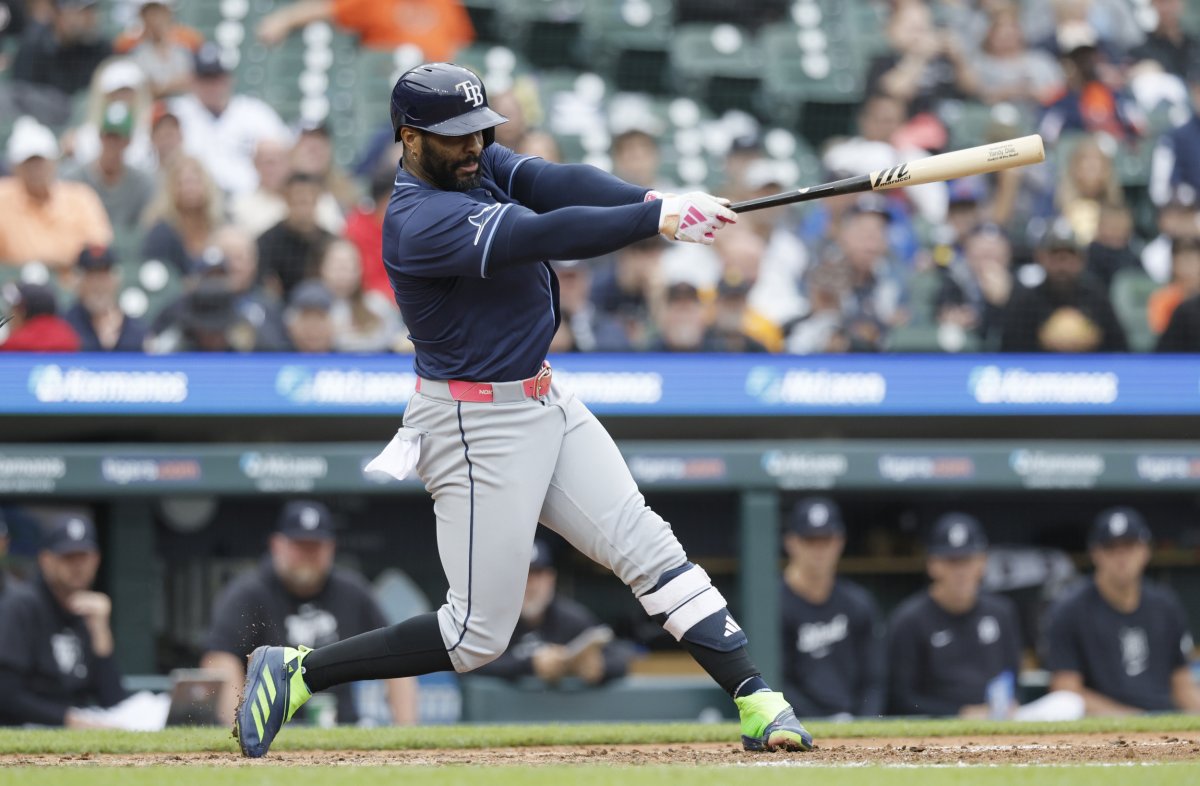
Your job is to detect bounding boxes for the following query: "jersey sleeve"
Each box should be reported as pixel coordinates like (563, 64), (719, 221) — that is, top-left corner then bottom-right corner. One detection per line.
(484, 143), (540, 198)
(392, 193), (661, 279)
(508, 157), (652, 212)
(1163, 588), (1192, 671)
(0, 590), (35, 673)
(204, 578), (265, 658)
(854, 590), (888, 717)
(1040, 593), (1082, 674)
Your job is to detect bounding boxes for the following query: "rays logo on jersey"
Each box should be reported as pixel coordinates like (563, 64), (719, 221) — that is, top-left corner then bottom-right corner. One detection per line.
(285, 603), (340, 649)
(469, 203), (503, 246)
(455, 79), (484, 107)
(51, 630), (86, 678)
(1119, 626), (1149, 676)
(797, 614), (848, 658)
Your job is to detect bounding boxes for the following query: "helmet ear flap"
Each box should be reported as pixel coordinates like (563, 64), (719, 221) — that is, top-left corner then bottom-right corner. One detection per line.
(483, 127), (495, 148)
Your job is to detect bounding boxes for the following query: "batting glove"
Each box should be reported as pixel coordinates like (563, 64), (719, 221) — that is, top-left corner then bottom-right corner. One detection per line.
(658, 192), (737, 245)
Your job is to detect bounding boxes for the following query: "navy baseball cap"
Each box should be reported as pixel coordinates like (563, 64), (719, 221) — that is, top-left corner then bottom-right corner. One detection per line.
(1089, 507), (1152, 548)
(788, 497), (845, 537)
(43, 513), (99, 554)
(289, 280), (335, 313)
(78, 244), (116, 272)
(277, 500), (335, 541)
(927, 512), (988, 557)
(194, 42), (228, 77)
(530, 538), (554, 571)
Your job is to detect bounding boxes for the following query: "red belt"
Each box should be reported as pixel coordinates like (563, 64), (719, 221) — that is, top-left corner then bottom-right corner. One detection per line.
(416, 362), (553, 403)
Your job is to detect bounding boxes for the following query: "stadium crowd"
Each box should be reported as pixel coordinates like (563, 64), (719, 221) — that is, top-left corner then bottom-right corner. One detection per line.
(0, 0), (1199, 354)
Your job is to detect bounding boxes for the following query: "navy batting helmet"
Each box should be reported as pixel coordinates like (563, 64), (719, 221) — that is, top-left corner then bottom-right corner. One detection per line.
(390, 63), (508, 146)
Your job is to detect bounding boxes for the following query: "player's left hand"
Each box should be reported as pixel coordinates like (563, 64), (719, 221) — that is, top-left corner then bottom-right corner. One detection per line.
(659, 192), (737, 245)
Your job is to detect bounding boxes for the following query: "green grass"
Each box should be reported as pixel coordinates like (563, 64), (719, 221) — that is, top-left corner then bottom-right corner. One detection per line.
(0, 766), (1198, 786)
(1, 715), (1198, 755)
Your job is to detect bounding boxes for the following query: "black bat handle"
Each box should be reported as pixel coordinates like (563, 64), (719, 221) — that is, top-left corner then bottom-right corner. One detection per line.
(729, 173), (873, 213)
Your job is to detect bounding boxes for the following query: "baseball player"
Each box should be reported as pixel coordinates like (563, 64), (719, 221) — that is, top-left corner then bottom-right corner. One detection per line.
(234, 63), (812, 757)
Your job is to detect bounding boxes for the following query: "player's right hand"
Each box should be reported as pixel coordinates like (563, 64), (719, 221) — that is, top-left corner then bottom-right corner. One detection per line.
(659, 192), (737, 245)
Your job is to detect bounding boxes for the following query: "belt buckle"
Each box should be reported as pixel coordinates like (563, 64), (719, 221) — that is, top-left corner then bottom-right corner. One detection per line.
(532, 363), (552, 399)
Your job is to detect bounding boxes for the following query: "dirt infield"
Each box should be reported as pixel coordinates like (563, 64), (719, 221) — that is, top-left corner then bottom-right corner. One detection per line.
(7, 731), (1199, 767)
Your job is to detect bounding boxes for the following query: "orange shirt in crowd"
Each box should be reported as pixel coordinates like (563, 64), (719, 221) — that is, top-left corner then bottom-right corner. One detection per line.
(0, 179), (114, 271)
(332, 0), (474, 61)
(1148, 284), (1188, 334)
(113, 24), (205, 54)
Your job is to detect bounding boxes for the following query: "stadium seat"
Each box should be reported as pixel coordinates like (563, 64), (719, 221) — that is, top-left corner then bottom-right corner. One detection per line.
(906, 268), (944, 326)
(1110, 267), (1158, 352)
(758, 22), (865, 144)
(462, 0), (506, 45)
(498, 0), (587, 70)
(581, 0), (673, 95)
(670, 23), (764, 117)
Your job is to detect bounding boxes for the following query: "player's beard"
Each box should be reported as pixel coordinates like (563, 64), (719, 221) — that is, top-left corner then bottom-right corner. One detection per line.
(422, 144), (482, 192)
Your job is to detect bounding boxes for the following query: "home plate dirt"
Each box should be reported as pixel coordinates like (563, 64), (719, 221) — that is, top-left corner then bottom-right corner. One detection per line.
(6, 732), (1199, 767)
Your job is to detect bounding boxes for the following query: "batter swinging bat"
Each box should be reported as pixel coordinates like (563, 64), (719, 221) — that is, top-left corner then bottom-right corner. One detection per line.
(729, 134), (1045, 213)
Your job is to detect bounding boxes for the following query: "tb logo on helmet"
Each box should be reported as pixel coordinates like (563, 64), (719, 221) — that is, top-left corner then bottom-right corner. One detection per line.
(455, 79), (484, 107)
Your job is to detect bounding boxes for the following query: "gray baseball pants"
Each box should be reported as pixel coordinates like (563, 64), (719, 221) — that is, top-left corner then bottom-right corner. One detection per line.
(402, 378), (689, 672)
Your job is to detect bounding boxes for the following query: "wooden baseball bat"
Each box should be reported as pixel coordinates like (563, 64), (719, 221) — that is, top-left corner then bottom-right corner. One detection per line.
(729, 134), (1045, 213)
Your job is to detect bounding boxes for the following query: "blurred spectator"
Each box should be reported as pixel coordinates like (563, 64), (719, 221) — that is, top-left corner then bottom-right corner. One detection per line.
(489, 89), (529, 151)
(799, 161), (920, 270)
(256, 0), (474, 61)
(60, 100), (155, 232)
(285, 280), (337, 353)
(150, 277), (251, 353)
(709, 277), (769, 353)
(945, 176), (990, 248)
(148, 100), (183, 172)
(292, 120), (357, 218)
(68, 57), (155, 169)
(113, 0), (200, 98)
(1141, 185), (1200, 282)
(780, 498), (886, 719)
(0, 513), (127, 727)
(11, 0), (111, 102)
(549, 258), (625, 353)
(1148, 237), (1200, 335)
(866, 1), (979, 118)
(935, 224), (1014, 349)
(258, 172), (335, 299)
(590, 237), (665, 350)
(201, 501), (416, 726)
(888, 513), (1022, 718)
(0, 281), (80, 351)
(516, 129), (562, 162)
(64, 245), (147, 351)
(214, 226), (289, 351)
(318, 239), (403, 353)
(0, 116), (112, 271)
(999, 219), (1128, 352)
(472, 539), (633, 686)
(141, 155), (223, 274)
(816, 196), (908, 350)
(730, 161), (809, 327)
(1043, 508), (1200, 715)
(823, 93), (948, 225)
(1051, 134), (1124, 245)
(1156, 290), (1200, 350)
(611, 129), (663, 191)
(1040, 26), (1143, 145)
(231, 138), (344, 238)
(974, 3), (1064, 108)
(1129, 0), (1197, 79)
(170, 42), (290, 196)
(343, 170), (393, 297)
(1149, 74), (1200, 209)
(785, 262), (852, 354)
(650, 282), (710, 352)
(1085, 203), (1141, 290)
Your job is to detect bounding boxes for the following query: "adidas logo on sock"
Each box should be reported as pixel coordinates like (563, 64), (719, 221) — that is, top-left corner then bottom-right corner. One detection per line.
(724, 615), (742, 637)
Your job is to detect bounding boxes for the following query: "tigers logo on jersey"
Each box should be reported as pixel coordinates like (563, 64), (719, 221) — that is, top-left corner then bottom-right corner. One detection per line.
(1119, 626), (1149, 676)
(456, 80), (484, 108)
(797, 614), (849, 658)
(51, 630), (86, 678)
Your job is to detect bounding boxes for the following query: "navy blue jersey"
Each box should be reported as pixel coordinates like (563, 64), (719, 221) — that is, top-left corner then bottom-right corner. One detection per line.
(383, 144), (658, 381)
(780, 578), (887, 717)
(887, 590), (1022, 716)
(1042, 578), (1191, 712)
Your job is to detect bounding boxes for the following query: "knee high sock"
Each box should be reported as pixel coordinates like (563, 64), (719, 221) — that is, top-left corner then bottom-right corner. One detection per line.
(681, 641), (770, 699)
(302, 612), (452, 693)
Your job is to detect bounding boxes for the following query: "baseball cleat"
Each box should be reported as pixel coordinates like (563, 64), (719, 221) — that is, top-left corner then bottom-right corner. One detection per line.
(233, 645), (312, 758)
(736, 690), (814, 752)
